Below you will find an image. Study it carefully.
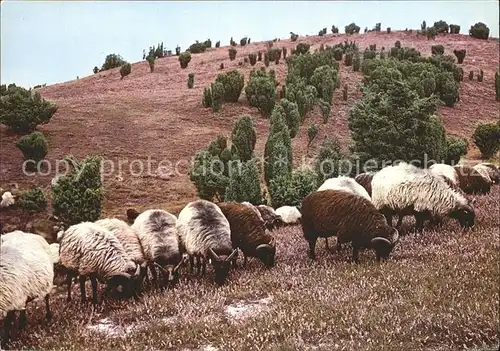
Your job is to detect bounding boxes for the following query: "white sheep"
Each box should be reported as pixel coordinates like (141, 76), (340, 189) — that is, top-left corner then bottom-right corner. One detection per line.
(429, 163), (459, 186)
(130, 209), (185, 288)
(372, 163), (475, 232)
(275, 206), (302, 225)
(176, 199), (237, 285)
(1, 191), (15, 208)
(473, 164), (494, 184)
(0, 232), (57, 348)
(317, 176), (371, 200)
(58, 221), (141, 304)
(476, 163), (500, 184)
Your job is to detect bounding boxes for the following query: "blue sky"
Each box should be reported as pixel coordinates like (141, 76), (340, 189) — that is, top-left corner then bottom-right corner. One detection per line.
(1, 1), (498, 87)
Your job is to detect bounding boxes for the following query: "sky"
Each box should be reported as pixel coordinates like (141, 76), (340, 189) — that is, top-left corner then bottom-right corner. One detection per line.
(1, 0), (499, 88)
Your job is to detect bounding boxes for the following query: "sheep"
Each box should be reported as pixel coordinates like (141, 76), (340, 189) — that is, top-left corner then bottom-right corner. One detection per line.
(218, 202), (276, 268)
(1, 191), (15, 208)
(454, 165), (491, 195)
(476, 163), (500, 184)
(127, 208), (141, 224)
(58, 222), (141, 304)
(256, 205), (284, 230)
(176, 199), (238, 285)
(473, 163), (498, 185)
(317, 176), (371, 200)
(241, 201), (264, 222)
(354, 172), (376, 196)
(372, 163), (476, 232)
(429, 163), (459, 186)
(300, 189), (399, 262)
(275, 206), (302, 225)
(130, 209), (185, 288)
(0, 232), (58, 348)
(95, 218), (149, 291)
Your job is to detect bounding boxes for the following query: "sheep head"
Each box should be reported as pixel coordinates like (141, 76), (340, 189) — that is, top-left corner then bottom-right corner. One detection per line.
(208, 248), (238, 286)
(371, 227), (399, 261)
(449, 203), (475, 229)
(256, 236), (276, 267)
(155, 254), (187, 288)
(126, 208), (140, 224)
(106, 264), (142, 300)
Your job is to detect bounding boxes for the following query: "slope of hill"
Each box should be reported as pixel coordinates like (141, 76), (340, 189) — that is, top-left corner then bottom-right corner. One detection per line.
(1, 31), (499, 218)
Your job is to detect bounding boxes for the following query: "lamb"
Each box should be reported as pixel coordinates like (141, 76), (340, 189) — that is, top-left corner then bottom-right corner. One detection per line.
(317, 176), (371, 200)
(218, 202), (276, 268)
(130, 209), (185, 288)
(429, 163), (459, 186)
(0, 191), (15, 208)
(256, 205), (284, 230)
(58, 222), (141, 304)
(0, 232), (58, 348)
(354, 172), (376, 196)
(176, 199), (238, 285)
(372, 163), (476, 232)
(275, 206), (302, 225)
(454, 165), (491, 195)
(95, 218), (148, 290)
(300, 190), (399, 262)
(476, 163), (499, 184)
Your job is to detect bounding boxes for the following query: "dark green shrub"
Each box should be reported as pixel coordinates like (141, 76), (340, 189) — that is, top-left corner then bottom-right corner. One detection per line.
(279, 98), (301, 138)
(215, 70), (245, 103)
(175, 46), (181, 55)
(469, 71), (474, 80)
(52, 155), (104, 225)
(387, 27), (391, 34)
(444, 136), (468, 165)
(469, 22), (490, 40)
(225, 159), (262, 204)
(318, 99), (331, 124)
(290, 32), (299, 41)
(190, 150), (229, 201)
(295, 43), (310, 55)
(240, 37), (248, 46)
(187, 41), (208, 54)
(437, 72), (459, 107)
(395, 40), (401, 49)
(258, 51), (263, 61)
(333, 47), (343, 61)
(248, 53), (257, 66)
(230, 115), (257, 161)
(495, 71), (500, 101)
(16, 131), (48, 167)
(310, 65), (338, 104)
(426, 27), (437, 40)
(101, 54), (127, 71)
(18, 187), (47, 214)
(342, 84), (348, 101)
(245, 73), (276, 118)
(307, 123), (318, 147)
(314, 137), (347, 185)
(345, 22), (361, 35)
(264, 107), (292, 184)
(119, 63), (131, 79)
(230, 37), (236, 46)
(421, 21), (427, 30)
(431, 45), (444, 55)
(202, 86), (212, 108)
(449, 24), (460, 34)
(228, 47), (237, 60)
(374, 23), (381, 32)
(264, 53), (270, 67)
(93, 66), (99, 74)
(268, 47), (281, 62)
(179, 52), (191, 68)
(473, 122), (500, 158)
(269, 168), (317, 208)
(331, 25), (339, 34)
(478, 69), (484, 82)
(243, 57), (249, 65)
(282, 47), (287, 59)
(285, 78), (318, 121)
(369, 44), (376, 51)
(147, 55), (155, 72)
(215, 41), (220, 48)
(318, 28), (327, 36)
(353, 51), (361, 71)
(1, 86), (58, 133)
(188, 73), (194, 89)
(344, 51), (353, 66)
(363, 48), (377, 60)
(419, 71), (437, 98)
(453, 49), (466, 64)
(433, 20), (449, 34)
(211, 82), (224, 112)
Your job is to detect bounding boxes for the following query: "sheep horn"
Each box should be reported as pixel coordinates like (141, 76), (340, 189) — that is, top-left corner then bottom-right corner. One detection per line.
(256, 244), (269, 251)
(154, 262), (168, 274)
(269, 236), (276, 247)
(371, 237), (391, 246)
(134, 264), (141, 276)
(173, 255), (187, 272)
(390, 228), (399, 245)
(225, 249), (238, 261)
(208, 248), (220, 261)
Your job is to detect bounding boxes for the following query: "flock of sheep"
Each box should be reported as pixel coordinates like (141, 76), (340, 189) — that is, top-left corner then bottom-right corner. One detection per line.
(0, 160), (498, 348)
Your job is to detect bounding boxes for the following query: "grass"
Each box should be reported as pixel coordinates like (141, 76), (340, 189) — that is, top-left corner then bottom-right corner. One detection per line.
(2, 190), (499, 350)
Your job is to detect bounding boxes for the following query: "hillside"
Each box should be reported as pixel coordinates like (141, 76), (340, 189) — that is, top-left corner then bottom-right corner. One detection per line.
(1, 31), (499, 218)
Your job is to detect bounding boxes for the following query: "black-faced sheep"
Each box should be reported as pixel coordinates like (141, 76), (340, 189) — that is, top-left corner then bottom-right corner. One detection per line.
(354, 172), (376, 196)
(58, 222), (141, 304)
(218, 202), (276, 268)
(176, 199), (237, 286)
(300, 190), (399, 262)
(454, 165), (491, 195)
(372, 163), (476, 232)
(256, 205), (283, 230)
(130, 209), (185, 289)
(0, 231), (59, 348)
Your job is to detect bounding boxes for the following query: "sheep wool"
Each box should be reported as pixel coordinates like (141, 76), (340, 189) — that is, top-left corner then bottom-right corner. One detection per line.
(275, 206), (302, 224)
(354, 172), (376, 196)
(317, 176), (371, 200)
(241, 201), (265, 222)
(477, 163), (500, 184)
(429, 163), (459, 186)
(2, 231), (60, 264)
(473, 164), (494, 184)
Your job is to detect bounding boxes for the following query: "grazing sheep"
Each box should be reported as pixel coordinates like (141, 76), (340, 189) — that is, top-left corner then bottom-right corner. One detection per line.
(130, 209), (185, 288)
(300, 190), (399, 262)
(0, 233), (58, 348)
(256, 205), (284, 230)
(354, 172), (376, 196)
(58, 222), (141, 304)
(0, 191), (15, 208)
(477, 163), (500, 184)
(218, 202), (276, 268)
(176, 199), (237, 285)
(372, 163), (476, 232)
(95, 218), (148, 290)
(473, 163), (498, 185)
(317, 176), (371, 200)
(275, 206), (302, 225)
(127, 208), (141, 224)
(454, 165), (491, 195)
(429, 163), (459, 186)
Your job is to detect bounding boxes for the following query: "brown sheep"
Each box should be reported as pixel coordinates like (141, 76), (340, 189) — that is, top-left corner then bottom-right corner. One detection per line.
(218, 202), (276, 267)
(300, 190), (399, 263)
(354, 172), (375, 196)
(454, 165), (491, 195)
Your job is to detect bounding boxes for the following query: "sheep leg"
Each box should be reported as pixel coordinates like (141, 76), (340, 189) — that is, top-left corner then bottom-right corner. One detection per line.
(336, 240), (342, 252)
(195, 255), (202, 276)
(90, 276), (99, 305)
(352, 245), (360, 264)
(44, 295), (52, 322)
(18, 309), (27, 330)
(189, 255), (195, 274)
(324, 238), (329, 250)
(1, 310), (15, 349)
(243, 254), (248, 268)
(201, 257), (207, 276)
(149, 264), (158, 287)
(65, 271), (74, 302)
(414, 213), (425, 233)
(79, 275), (87, 303)
(307, 238), (318, 259)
